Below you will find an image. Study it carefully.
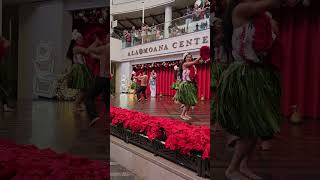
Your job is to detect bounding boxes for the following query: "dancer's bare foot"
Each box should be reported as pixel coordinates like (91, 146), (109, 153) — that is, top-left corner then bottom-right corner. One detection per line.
(89, 117), (99, 127)
(3, 104), (14, 112)
(225, 170), (249, 180)
(240, 166), (263, 180)
(185, 115), (192, 119)
(180, 115), (189, 121)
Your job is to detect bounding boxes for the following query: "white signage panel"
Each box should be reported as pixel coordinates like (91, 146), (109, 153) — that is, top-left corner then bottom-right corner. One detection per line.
(121, 29), (210, 61)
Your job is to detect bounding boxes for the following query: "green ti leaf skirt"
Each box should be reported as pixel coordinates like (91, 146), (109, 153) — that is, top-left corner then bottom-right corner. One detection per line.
(214, 61), (282, 138)
(171, 81), (181, 90)
(69, 64), (92, 90)
(176, 81), (198, 106)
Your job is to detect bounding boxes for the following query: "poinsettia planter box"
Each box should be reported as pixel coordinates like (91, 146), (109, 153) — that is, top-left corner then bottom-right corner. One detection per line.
(153, 139), (208, 177)
(110, 125), (127, 140)
(110, 125), (209, 178)
(126, 130), (155, 153)
(110, 125), (154, 152)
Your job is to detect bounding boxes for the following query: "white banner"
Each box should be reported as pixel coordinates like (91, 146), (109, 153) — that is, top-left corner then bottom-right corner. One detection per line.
(121, 29), (210, 61)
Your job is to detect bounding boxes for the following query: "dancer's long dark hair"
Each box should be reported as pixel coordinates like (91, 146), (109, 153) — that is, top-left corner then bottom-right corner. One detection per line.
(222, 0), (240, 61)
(66, 40), (76, 64)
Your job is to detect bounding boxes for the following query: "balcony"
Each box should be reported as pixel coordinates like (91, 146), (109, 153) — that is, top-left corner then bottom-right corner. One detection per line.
(114, 9), (210, 49)
(111, 0), (174, 15)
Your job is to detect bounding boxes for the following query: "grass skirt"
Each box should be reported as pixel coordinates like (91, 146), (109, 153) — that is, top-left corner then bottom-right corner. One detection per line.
(69, 64), (92, 90)
(215, 61), (281, 138)
(176, 81), (198, 106)
(211, 63), (228, 124)
(130, 82), (137, 90)
(171, 81), (181, 90)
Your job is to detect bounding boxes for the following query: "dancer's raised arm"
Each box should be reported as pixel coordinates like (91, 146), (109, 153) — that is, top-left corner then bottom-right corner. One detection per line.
(73, 46), (88, 54)
(183, 57), (202, 68)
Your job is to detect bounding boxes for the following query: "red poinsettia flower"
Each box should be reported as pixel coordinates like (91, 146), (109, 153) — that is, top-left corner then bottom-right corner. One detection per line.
(110, 107), (211, 159)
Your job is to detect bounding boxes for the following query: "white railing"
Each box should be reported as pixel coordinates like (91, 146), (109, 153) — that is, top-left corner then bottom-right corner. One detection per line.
(115, 7), (210, 48)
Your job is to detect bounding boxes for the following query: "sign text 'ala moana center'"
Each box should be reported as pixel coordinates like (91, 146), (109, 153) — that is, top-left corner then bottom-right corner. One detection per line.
(122, 30), (210, 60)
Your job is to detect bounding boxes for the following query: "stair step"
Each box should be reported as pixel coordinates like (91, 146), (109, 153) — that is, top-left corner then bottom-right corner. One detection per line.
(110, 172), (136, 180)
(110, 161), (137, 180)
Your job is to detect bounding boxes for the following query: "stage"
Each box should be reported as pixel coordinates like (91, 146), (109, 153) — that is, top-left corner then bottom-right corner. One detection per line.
(111, 93), (210, 126)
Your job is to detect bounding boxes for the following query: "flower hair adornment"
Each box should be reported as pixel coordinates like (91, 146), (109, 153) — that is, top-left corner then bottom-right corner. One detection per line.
(72, 29), (82, 40)
(183, 52), (191, 61)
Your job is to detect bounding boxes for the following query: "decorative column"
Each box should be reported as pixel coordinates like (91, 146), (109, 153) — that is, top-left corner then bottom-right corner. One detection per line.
(164, 5), (172, 38)
(0, 0), (2, 35)
(110, 14), (114, 34)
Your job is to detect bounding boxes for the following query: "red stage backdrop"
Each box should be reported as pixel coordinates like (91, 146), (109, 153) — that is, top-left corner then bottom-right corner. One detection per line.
(134, 63), (211, 100)
(275, 5), (320, 119)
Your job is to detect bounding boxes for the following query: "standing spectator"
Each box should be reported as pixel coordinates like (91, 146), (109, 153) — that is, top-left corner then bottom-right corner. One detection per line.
(141, 24), (147, 44)
(204, 0), (210, 18)
(122, 30), (126, 48)
(131, 26), (138, 46)
(156, 26), (162, 40)
(185, 7), (193, 33)
(124, 30), (131, 47)
(193, 4), (202, 21)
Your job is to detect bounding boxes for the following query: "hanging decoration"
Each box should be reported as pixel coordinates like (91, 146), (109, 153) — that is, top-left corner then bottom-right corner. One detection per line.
(132, 58), (210, 70)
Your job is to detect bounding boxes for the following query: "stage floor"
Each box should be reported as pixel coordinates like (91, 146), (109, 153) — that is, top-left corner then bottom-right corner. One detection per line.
(213, 120), (320, 180)
(111, 93), (210, 126)
(0, 99), (136, 179)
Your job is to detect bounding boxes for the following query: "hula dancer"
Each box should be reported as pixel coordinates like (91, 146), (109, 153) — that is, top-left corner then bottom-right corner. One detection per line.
(216, 0), (282, 179)
(176, 53), (201, 121)
(135, 71), (148, 102)
(171, 63), (182, 103)
(68, 30), (92, 111)
(149, 70), (157, 98)
(130, 71), (137, 93)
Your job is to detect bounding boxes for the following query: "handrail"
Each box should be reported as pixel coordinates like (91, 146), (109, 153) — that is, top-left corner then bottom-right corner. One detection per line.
(113, 7), (210, 48)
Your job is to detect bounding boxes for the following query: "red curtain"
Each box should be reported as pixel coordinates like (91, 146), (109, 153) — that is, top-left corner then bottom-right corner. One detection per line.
(134, 63), (211, 99)
(275, 5), (320, 119)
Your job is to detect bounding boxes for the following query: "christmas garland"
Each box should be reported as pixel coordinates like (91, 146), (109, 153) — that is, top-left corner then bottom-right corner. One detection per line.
(132, 59), (211, 70)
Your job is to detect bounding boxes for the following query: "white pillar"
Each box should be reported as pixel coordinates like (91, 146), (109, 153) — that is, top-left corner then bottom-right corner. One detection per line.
(164, 5), (172, 38)
(110, 14), (114, 34)
(142, 1), (145, 25)
(0, 0), (2, 35)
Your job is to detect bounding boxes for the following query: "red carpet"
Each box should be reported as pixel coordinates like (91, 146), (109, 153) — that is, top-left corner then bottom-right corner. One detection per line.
(0, 140), (108, 180)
